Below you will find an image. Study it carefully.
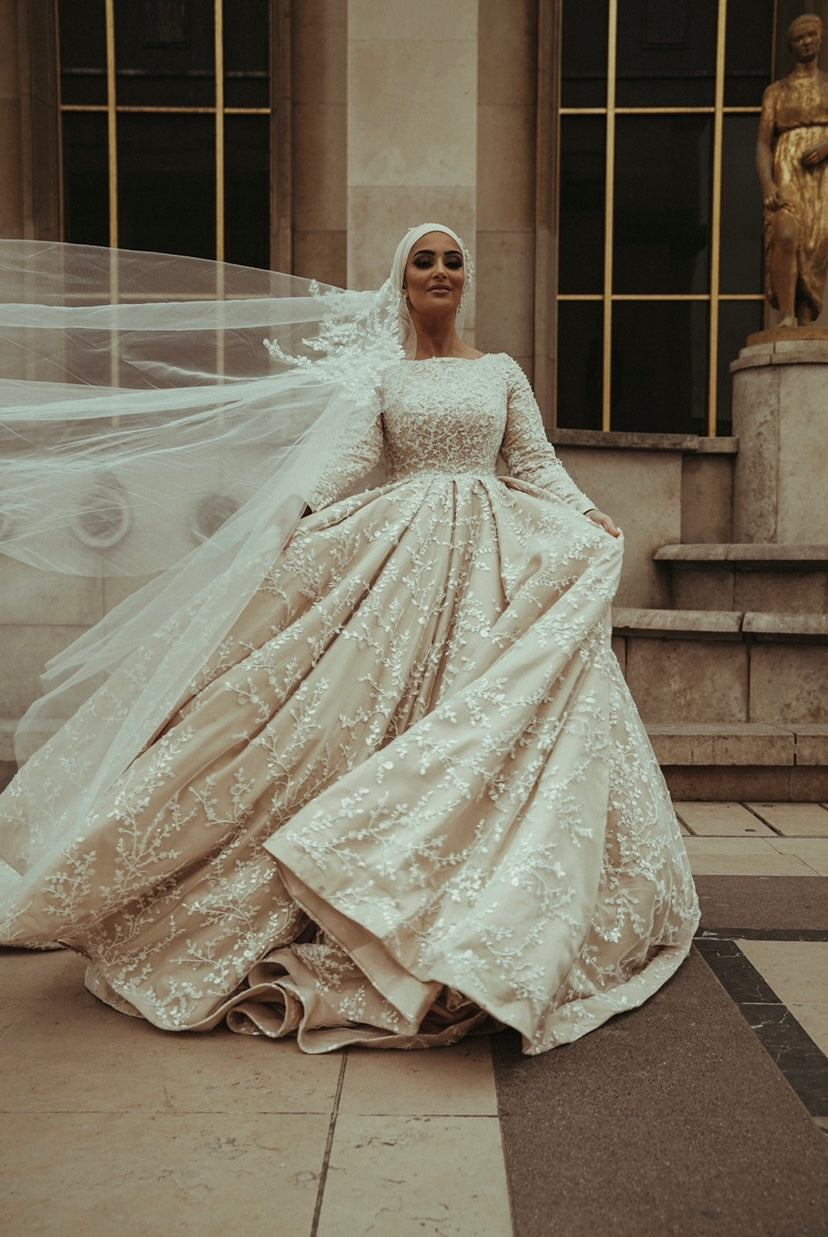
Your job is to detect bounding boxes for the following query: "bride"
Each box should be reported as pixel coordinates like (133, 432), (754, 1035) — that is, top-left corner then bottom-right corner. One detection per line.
(0, 223), (699, 1053)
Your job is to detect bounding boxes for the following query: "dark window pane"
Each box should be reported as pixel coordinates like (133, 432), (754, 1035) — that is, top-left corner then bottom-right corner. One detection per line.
(725, 0), (774, 106)
(611, 301), (708, 433)
(556, 302), (604, 430)
(616, 0), (717, 107)
(614, 115), (711, 295)
(720, 116), (764, 294)
(62, 112), (110, 246)
(716, 300), (765, 432)
(559, 116), (606, 294)
(59, 0), (107, 105)
(224, 0), (269, 108)
(224, 115), (270, 267)
(561, 0), (608, 108)
(114, 1), (215, 108)
(117, 114), (216, 258)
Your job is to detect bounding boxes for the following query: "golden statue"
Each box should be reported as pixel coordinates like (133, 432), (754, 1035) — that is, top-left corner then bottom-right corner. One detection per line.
(756, 13), (828, 327)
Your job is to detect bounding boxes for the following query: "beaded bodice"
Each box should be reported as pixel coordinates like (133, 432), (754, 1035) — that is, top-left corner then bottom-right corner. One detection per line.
(382, 355), (506, 480)
(308, 352), (593, 513)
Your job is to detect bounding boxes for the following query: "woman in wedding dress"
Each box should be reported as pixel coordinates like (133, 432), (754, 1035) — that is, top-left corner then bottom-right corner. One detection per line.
(0, 223), (699, 1053)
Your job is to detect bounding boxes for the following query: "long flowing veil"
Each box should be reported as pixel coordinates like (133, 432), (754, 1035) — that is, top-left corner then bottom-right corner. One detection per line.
(0, 240), (404, 876)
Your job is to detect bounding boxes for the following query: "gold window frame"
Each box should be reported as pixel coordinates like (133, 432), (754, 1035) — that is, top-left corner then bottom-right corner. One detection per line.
(55, 0), (282, 265)
(543, 0), (775, 437)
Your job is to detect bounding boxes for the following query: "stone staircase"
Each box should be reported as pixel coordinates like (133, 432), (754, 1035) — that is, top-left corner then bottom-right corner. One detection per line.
(619, 543), (828, 800)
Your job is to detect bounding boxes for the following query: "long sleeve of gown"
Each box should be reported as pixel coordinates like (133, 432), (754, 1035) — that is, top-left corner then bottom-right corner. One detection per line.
(306, 391), (384, 511)
(500, 359), (594, 513)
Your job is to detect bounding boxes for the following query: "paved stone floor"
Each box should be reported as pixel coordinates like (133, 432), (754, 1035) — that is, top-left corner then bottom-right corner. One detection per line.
(1, 802), (827, 1236)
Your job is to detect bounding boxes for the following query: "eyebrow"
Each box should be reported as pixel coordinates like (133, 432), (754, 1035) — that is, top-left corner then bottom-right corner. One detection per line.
(411, 248), (463, 257)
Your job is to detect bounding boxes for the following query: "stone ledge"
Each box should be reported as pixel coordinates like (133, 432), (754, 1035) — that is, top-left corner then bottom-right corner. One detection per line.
(647, 724), (793, 766)
(654, 544), (828, 567)
(548, 429), (738, 454)
(732, 336), (828, 371)
(613, 608), (743, 639)
(648, 723), (828, 768)
(794, 725), (828, 765)
(614, 608), (828, 642)
(661, 765), (828, 801)
(743, 613), (828, 640)
(692, 437), (739, 454)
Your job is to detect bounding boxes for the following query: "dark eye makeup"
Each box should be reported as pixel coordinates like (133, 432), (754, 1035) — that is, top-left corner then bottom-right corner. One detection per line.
(411, 251), (464, 269)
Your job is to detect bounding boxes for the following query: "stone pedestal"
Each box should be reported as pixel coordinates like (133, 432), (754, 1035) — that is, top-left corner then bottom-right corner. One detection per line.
(731, 339), (828, 543)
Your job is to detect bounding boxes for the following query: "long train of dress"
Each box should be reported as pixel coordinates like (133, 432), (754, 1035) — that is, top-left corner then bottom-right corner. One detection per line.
(0, 353), (699, 1053)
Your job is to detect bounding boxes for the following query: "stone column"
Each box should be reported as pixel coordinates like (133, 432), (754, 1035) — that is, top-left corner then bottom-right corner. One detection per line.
(0, 0), (59, 240)
(0, 0), (24, 236)
(731, 338), (828, 543)
(346, 0), (478, 321)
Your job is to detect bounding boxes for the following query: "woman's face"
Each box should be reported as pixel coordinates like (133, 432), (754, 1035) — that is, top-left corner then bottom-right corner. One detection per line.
(403, 232), (465, 318)
(789, 17), (822, 63)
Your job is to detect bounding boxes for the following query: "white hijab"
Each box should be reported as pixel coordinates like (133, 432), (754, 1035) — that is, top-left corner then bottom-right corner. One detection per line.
(389, 222), (472, 356)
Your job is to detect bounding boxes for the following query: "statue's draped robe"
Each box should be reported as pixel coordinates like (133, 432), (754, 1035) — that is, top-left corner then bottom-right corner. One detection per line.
(762, 73), (828, 318)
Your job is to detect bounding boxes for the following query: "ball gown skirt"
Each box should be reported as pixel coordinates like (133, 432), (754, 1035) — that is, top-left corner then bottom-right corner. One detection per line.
(0, 355), (699, 1053)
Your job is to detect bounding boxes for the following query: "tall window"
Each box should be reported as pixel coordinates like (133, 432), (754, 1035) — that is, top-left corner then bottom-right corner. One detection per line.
(57, 0), (272, 267)
(555, 0), (787, 436)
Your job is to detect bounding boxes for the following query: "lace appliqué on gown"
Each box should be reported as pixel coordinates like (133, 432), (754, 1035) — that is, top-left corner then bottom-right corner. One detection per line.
(0, 353), (699, 1054)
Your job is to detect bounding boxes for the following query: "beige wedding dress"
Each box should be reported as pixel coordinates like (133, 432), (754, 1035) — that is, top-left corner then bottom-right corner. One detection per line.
(0, 353), (699, 1053)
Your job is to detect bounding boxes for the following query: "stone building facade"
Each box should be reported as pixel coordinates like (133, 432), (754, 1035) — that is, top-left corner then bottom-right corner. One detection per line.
(0, 0), (826, 796)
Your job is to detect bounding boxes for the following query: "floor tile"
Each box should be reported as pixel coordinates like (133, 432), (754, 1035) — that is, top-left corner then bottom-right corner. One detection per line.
(684, 837), (817, 876)
(0, 1111), (328, 1236)
(0, 947), (83, 999)
(316, 1114), (512, 1237)
(694, 938), (780, 1004)
(674, 801), (774, 836)
(695, 938), (828, 1126)
(738, 1001), (828, 1122)
(786, 1003), (828, 1057)
(339, 1037), (497, 1116)
(769, 838), (828, 876)
(0, 997), (27, 1036)
(737, 940), (828, 1009)
(747, 802), (828, 837)
(0, 991), (341, 1114)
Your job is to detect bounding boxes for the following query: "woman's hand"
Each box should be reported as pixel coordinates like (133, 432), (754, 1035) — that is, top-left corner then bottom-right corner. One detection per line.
(586, 508), (621, 537)
(762, 185), (796, 209)
(801, 141), (828, 169)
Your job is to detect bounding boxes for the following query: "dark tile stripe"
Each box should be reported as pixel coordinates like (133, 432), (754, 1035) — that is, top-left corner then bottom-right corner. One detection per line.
(492, 952), (828, 1237)
(695, 875), (828, 933)
(694, 936), (828, 1125)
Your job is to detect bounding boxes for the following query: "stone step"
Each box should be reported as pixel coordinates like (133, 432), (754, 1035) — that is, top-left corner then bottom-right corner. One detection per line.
(612, 607), (828, 726)
(647, 722), (828, 801)
(653, 544), (828, 613)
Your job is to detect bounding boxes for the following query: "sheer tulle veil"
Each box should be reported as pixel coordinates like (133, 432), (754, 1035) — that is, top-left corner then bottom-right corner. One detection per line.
(0, 223), (471, 875)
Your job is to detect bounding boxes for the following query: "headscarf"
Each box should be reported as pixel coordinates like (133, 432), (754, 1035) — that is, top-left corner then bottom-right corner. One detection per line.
(389, 222), (473, 356)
